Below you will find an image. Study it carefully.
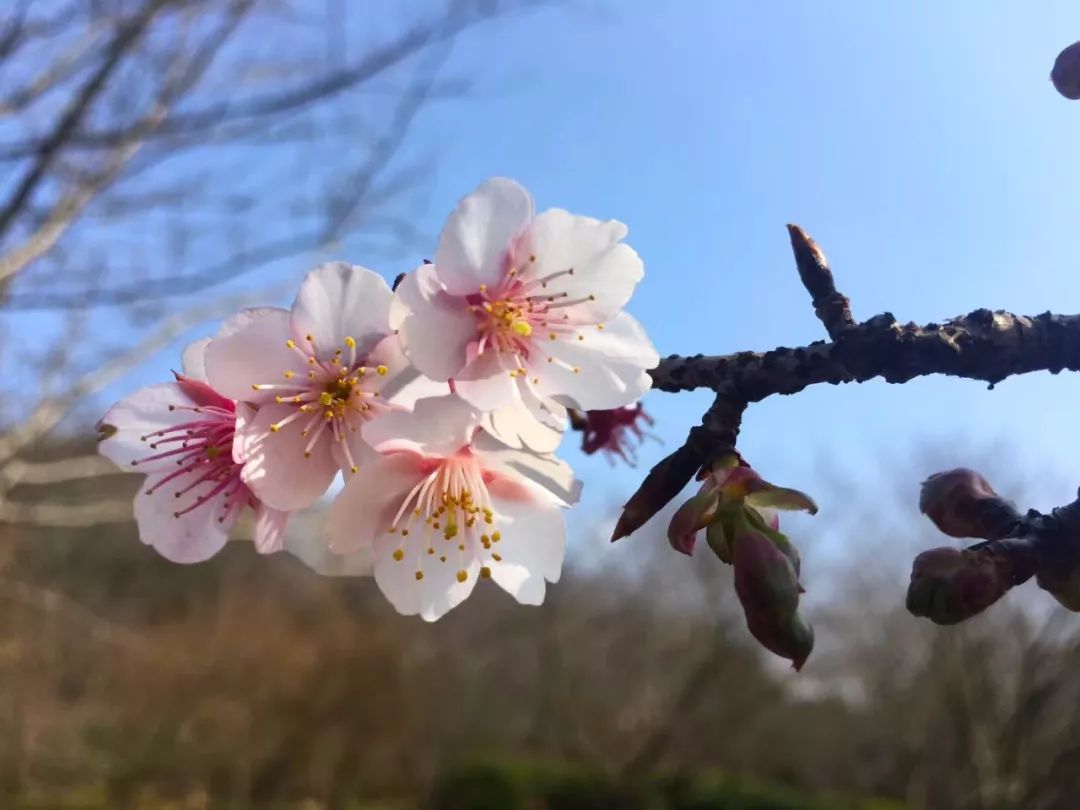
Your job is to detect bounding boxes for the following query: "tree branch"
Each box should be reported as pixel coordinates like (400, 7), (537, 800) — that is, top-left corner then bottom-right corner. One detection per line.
(616, 225), (1080, 540)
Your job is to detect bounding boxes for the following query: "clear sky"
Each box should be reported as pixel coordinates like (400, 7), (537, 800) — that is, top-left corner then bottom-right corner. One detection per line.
(78, 2), (1080, 560)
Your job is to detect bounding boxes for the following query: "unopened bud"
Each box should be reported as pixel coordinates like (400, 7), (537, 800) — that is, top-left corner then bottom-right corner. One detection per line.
(1052, 40), (1080, 100)
(732, 517), (812, 670)
(919, 468), (1020, 540)
(906, 546), (1012, 625)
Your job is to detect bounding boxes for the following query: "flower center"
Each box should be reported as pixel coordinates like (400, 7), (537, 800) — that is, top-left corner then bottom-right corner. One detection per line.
(132, 403), (249, 523)
(250, 334), (390, 473)
(465, 258), (602, 380)
(386, 456), (504, 584)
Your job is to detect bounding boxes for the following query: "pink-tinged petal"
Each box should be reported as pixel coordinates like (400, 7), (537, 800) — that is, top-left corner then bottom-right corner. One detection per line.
(290, 262), (393, 358)
(362, 333), (447, 410)
(236, 402), (338, 511)
(540, 311), (658, 410)
(473, 432), (581, 507)
(389, 263), (475, 380)
(325, 453), (425, 554)
(480, 397), (564, 455)
(521, 209), (643, 322)
(363, 395), (479, 456)
(452, 350), (520, 412)
(253, 504), (290, 554)
(434, 177), (534, 295)
(204, 307), (308, 404)
(132, 478), (231, 563)
(172, 373), (233, 411)
(98, 383), (200, 473)
(485, 478), (567, 605)
(330, 428), (379, 477)
(289, 533), (375, 576)
(181, 337), (210, 381)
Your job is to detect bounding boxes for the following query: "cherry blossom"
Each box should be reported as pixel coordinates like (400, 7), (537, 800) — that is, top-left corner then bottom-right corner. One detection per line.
(571, 403), (655, 465)
(96, 342), (289, 563)
(390, 178), (659, 428)
(204, 262), (428, 511)
(326, 397), (579, 621)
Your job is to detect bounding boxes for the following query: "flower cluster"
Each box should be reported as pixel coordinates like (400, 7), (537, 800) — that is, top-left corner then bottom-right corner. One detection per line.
(97, 179), (658, 620)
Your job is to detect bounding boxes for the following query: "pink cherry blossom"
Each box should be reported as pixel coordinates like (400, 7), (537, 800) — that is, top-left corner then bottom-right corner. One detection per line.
(97, 346), (289, 563)
(204, 262), (427, 511)
(326, 397), (578, 621)
(390, 178), (659, 424)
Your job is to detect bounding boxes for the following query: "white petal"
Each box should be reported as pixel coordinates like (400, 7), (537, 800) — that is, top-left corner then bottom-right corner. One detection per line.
(486, 479), (567, 605)
(204, 307), (308, 404)
(132, 477), (232, 563)
(389, 263), (475, 381)
(434, 177), (534, 295)
(325, 453), (424, 553)
(373, 527), (481, 621)
(98, 383), (198, 473)
(452, 350), (520, 412)
(480, 396), (564, 454)
(290, 262), (393, 358)
(362, 395), (479, 456)
(539, 311), (658, 410)
(473, 433), (581, 507)
(362, 333), (448, 410)
(521, 209), (643, 322)
(236, 403), (339, 511)
(180, 338), (210, 382)
(253, 504), (290, 554)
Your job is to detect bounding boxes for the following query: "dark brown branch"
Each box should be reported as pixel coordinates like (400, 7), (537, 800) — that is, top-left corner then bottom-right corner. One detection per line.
(617, 224), (1080, 541)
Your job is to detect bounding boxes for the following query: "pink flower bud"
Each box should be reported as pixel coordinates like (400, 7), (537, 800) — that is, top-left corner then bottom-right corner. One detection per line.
(1052, 40), (1080, 100)
(919, 468), (1020, 540)
(906, 546), (1011, 625)
(732, 518), (813, 670)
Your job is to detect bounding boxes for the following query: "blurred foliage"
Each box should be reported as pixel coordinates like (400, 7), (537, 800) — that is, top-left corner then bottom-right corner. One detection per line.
(5, 438), (1080, 808)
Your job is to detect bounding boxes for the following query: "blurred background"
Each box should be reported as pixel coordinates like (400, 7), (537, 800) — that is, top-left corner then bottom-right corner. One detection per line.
(4, 1), (1080, 808)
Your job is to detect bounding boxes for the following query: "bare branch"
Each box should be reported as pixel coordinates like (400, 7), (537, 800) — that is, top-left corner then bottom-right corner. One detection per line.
(0, 498), (132, 527)
(0, 454), (118, 487)
(0, 0), (171, 241)
(617, 225), (1080, 539)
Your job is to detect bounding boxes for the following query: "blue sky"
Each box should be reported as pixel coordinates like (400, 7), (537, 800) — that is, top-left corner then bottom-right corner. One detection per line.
(75, 2), (1080, 558)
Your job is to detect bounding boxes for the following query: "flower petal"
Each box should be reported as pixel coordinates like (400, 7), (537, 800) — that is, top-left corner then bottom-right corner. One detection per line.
(132, 477), (232, 563)
(480, 396), (564, 454)
(204, 307), (308, 404)
(98, 383), (199, 473)
(434, 177), (534, 295)
(485, 478), (567, 605)
(745, 482), (819, 515)
(325, 452), (424, 554)
(473, 431), (581, 507)
(452, 350), (520, 412)
(372, 520), (482, 621)
(362, 333), (447, 410)
(253, 503), (290, 554)
(363, 395), (479, 457)
(539, 311), (658, 410)
(290, 262), (393, 359)
(521, 209), (643, 322)
(181, 338), (210, 382)
(236, 402), (339, 511)
(389, 263), (476, 381)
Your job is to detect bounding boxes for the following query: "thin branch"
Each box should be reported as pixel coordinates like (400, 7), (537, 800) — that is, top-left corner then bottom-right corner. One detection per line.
(0, 454), (118, 487)
(0, 498), (132, 527)
(0, 0), (170, 241)
(0, 0), (528, 159)
(787, 223), (856, 339)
